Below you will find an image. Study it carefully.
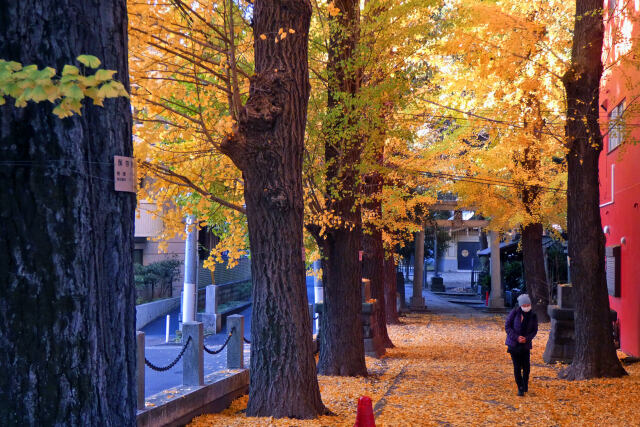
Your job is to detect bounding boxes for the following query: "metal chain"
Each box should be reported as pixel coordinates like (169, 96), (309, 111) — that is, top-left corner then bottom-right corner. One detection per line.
(243, 336), (251, 344)
(144, 336), (192, 372)
(203, 327), (235, 355)
(313, 314), (320, 320)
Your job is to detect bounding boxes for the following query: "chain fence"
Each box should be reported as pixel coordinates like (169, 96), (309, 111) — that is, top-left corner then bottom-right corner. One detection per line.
(144, 336), (192, 372)
(203, 327), (236, 355)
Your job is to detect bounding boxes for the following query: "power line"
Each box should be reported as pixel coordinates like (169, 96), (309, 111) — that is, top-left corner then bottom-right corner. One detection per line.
(411, 169), (567, 193)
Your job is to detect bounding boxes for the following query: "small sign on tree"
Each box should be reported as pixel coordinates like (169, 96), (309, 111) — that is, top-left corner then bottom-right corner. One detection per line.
(114, 156), (136, 193)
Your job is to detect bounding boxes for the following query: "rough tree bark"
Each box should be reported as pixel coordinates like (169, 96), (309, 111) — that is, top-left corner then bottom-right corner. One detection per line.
(313, 0), (367, 376)
(0, 1), (136, 425)
(362, 227), (394, 347)
(220, 0), (326, 417)
(559, 0), (626, 379)
(521, 223), (550, 322)
(361, 153), (393, 346)
(384, 256), (400, 324)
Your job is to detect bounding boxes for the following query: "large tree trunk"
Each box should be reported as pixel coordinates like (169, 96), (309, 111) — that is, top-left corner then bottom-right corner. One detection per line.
(220, 0), (326, 417)
(318, 226), (367, 376)
(0, 1), (136, 424)
(362, 228), (394, 347)
(521, 223), (550, 323)
(384, 256), (400, 324)
(313, 0), (367, 377)
(559, 0), (626, 380)
(361, 153), (393, 347)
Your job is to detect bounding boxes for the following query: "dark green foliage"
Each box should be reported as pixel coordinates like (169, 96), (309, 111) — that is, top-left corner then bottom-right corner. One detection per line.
(503, 260), (524, 291)
(135, 259), (181, 304)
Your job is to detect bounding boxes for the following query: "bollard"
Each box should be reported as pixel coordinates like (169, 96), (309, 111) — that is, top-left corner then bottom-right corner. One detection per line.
(165, 314), (170, 343)
(308, 303), (314, 336)
(182, 321), (204, 386)
(202, 285), (221, 332)
(136, 331), (145, 410)
(227, 315), (244, 369)
(205, 284), (219, 314)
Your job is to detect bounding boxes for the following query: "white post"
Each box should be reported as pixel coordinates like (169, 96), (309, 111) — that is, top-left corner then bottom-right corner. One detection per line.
(488, 230), (504, 308)
(313, 259), (323, 331)
(165, 314), (170, 343)
(182, 215), (198, 324)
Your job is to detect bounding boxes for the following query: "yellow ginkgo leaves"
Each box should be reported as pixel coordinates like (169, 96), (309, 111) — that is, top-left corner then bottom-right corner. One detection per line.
(327, 2), (341, 17)
(189, 313), (640, 426)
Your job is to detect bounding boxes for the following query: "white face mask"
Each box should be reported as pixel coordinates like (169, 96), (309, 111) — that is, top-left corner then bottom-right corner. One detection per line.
(521, 306), (532, 313)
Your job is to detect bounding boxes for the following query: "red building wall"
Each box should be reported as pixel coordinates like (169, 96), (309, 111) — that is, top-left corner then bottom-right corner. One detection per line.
(599, 0), (640, 357)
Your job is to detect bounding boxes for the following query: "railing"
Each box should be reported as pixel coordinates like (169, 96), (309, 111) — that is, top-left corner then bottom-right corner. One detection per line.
(136, 314), (246, 411)
(137, 305), (320, 410)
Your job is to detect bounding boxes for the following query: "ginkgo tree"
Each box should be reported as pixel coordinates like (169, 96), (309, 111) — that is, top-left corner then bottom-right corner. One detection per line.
(129, 0), (327, 418)
(0, 1), (136, 424)
(302, 0), (440, 375)
(422, 0), (572, 321)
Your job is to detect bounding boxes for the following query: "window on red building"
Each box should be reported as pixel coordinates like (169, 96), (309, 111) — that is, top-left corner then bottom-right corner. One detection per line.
(608, 100), (625, 152)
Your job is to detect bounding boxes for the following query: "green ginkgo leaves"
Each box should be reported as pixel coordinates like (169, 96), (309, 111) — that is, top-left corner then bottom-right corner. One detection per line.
(0, 55), (128, 118)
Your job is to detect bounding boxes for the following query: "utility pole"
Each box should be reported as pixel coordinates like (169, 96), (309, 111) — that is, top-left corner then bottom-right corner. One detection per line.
(181, 215), (199, 330)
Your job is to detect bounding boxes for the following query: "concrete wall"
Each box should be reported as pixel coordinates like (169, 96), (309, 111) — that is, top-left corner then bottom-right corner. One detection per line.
(136, 296), (181, 330)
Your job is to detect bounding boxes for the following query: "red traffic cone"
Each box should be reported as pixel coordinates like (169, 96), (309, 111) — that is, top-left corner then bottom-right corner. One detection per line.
(354, 395), (376, 427)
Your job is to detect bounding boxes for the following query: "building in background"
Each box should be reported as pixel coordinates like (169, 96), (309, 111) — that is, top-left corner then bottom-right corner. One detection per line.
(598, 0), (640, 357)
(134, 201), (251, 298)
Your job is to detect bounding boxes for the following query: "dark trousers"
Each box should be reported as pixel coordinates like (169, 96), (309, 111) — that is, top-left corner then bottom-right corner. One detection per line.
(509, 348), (530, 391)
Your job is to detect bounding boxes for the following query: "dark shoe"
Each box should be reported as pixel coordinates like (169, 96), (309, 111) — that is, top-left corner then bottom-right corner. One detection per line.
(517, 389), (524, 396)
(523, 385), (528, 393)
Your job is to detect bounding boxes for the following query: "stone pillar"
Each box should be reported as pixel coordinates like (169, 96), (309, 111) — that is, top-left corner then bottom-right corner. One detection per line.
(411, 229), (426, 308)
(182, 321), (204, 386)
(543, 284), (576, 364)
(227, 314), (244, 369)
(488, 230), (504, 308)
(362, 301), (385, 358)
(136, 331), (145, 410)
(199, 284), (221, 332)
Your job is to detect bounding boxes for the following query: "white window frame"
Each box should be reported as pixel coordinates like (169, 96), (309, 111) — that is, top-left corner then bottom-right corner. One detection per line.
(608, 100), (624, 152)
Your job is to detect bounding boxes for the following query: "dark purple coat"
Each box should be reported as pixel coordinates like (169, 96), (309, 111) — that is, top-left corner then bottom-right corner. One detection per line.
(505, 307), (538, 350)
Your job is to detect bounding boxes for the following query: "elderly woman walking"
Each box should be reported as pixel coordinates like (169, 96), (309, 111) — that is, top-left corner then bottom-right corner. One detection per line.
(505, 294), (538, 396)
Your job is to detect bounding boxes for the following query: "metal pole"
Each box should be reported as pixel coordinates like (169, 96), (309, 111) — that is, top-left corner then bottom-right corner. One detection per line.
(182, 215), (198, 325)
(313, 259), (323, 332)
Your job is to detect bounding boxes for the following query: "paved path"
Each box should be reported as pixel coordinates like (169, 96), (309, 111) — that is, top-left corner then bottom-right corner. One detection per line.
(404, 283), (492, 318)
(142, 305), (252, 397)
